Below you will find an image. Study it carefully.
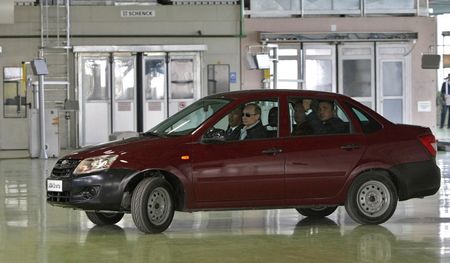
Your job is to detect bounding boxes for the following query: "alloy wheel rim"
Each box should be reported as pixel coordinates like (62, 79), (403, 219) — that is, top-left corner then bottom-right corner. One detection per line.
(356, 180), (391, 218)
(147, 187), (171, 225)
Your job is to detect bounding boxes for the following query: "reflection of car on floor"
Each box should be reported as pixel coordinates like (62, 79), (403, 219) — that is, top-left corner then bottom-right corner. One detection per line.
(75, 219), (438, 263)
(46, 90), (441, 233)
(293, 219), (437, 263)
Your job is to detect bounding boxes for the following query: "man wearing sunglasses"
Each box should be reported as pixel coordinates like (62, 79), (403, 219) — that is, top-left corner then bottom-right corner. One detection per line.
(240, 103), (268, 140)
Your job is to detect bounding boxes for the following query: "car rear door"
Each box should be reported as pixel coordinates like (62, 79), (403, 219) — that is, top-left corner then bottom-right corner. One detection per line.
(281, 96), (366, 203)
(284, 134), (365, 202)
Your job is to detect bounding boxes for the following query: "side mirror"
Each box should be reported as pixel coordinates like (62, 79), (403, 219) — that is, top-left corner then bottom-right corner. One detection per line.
(202, 128), (226, 144)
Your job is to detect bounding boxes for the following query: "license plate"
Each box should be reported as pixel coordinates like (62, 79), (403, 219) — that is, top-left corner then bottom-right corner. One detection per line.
(47, 180), (63, 192)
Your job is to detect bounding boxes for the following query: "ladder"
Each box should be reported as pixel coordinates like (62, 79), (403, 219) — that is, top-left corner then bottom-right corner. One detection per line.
(40, 0), (71, 104)
(40, 0), (74, 151)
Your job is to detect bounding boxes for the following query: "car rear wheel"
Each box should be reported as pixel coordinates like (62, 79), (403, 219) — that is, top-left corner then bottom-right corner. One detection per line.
(345, 171), (398, 224)
(131, 177), (175, 234)
(85, 211), (124, 225)
(296, 206), (338, 217)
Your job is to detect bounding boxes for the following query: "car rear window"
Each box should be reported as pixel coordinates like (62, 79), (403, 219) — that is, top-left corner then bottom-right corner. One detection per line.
(351, 107), (382, 134)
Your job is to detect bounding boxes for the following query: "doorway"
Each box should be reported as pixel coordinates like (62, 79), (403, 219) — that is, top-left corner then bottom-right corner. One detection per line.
(76, 49), (202, 147)
(338, 43), (375, 109)
(143, 52), (201, 131)
(274, 42), (410, 124)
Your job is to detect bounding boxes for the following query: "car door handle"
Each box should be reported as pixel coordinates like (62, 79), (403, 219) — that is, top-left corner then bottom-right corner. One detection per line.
(262, 148), (283, 155)
(340, 144), (360, 151)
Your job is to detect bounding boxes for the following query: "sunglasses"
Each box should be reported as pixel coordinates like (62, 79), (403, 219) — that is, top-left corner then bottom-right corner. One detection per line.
(243, 112), (257, 117)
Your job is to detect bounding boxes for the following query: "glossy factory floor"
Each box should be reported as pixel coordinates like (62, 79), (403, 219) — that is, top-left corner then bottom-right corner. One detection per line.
(0, 154), (449, 263)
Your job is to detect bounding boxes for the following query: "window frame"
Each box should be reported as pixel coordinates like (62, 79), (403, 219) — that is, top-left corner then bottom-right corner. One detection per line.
(202, 97), (280, 142)
(348, 104), (383, 134)
(288, 96), (354, 137)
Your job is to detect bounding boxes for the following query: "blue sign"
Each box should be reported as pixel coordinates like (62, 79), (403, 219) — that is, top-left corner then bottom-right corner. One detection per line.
(230, 72), (237, 84)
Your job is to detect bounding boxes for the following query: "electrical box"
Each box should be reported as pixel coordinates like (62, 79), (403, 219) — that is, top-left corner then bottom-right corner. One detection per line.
(31, 59), (49, 75)
(28, 109), (60, 158)
(45, 109), (60, 158)
(421, 54), (441, 69)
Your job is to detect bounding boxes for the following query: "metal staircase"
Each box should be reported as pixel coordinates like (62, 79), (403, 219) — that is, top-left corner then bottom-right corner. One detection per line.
(40, 0), (71, 104)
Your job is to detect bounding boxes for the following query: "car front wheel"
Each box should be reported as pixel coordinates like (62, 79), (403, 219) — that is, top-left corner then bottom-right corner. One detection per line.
(296, 206), (337, 217)
(85, 211), (124, 225)
(345, 171), (398, 224)
(131, 177), (175, 234)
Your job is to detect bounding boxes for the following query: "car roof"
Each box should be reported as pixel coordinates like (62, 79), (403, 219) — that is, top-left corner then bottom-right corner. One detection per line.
(207, 89), (348, 100)
(206, 89), (391, 126)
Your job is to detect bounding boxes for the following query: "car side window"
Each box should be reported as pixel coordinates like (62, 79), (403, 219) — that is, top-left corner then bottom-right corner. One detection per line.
(289, 97), (351, 136)
(204, 99), (279, 142)
(351, 107), (382, 134)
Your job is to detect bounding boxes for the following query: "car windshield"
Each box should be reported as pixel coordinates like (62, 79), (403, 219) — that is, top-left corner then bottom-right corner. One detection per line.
(145, 98), (231, 137)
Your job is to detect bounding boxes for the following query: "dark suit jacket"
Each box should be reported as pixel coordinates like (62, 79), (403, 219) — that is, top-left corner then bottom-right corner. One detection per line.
(243, 121), (268, 140)
(441, 81), (450, 104)
(292, 121), (314, 136)
(441, 81), (450, 96)
(315, 117), (348, 134)
(225, 124), (243, 141)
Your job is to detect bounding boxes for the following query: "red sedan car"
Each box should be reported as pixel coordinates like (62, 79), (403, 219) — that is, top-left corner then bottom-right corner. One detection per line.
(46, 90), (440, 233)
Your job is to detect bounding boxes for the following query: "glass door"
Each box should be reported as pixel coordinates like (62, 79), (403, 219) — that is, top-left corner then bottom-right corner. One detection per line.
(78, 54), (111, 146)
(275, 45), (301, 89)
(112, 54), (136, 132)
(376, 44), (410, 124)
(303, 43), (336, 92)
(143, 52), (201, 130)
(143, 54), (167, 131)
(79, 51), (202, 145)
(338, 43), (375, 109)
(168, 53), (201, 117)
(79, 53), (137, 146)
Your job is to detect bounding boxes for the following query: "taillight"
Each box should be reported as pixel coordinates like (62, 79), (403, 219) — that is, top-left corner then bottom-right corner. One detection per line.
(418, 134), (437, 157)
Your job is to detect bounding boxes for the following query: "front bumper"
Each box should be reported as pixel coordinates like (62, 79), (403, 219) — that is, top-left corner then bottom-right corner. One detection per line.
(46, 168), (137, 211)
(390, 159), (441, 201)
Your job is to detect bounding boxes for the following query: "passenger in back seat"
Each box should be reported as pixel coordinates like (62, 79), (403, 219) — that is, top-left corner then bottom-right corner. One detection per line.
(315, 100), (347, 134)
(292, 100), (314, 136)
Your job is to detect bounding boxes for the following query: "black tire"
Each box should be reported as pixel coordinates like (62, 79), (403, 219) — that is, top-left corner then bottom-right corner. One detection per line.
(131, 177), (175, 234)
(345, 171), (398, 224)
(296, 206), (338, 218)
(85, 211), (124, 225)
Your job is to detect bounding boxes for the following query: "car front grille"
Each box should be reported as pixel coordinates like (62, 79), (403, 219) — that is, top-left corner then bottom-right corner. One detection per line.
(47, 191), (71, 203)
(51, 159), (81, 178)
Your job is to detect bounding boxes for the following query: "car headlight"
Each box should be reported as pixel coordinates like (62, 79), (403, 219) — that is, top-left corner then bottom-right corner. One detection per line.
(73, 155), (118, 175)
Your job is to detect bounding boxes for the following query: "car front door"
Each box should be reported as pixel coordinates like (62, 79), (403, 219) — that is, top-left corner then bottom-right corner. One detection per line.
(191, 99), (285, 208)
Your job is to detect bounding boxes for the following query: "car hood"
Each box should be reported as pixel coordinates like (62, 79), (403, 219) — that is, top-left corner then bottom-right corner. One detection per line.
(64, 136), (176, 160)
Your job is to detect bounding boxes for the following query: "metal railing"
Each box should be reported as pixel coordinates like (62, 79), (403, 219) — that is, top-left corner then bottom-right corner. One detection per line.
(16, 0), (239, 5)
(245, 0), (429, 17)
